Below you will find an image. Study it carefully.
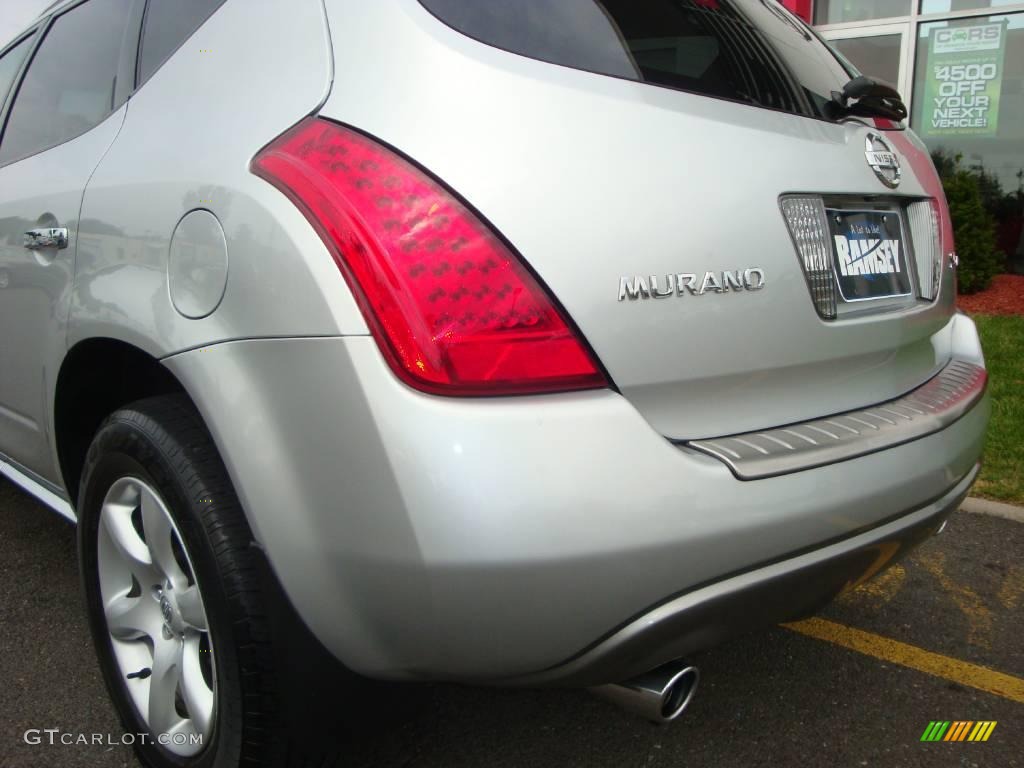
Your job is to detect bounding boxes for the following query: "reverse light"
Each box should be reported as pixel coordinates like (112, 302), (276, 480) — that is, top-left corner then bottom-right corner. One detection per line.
(780, 196), (838, 320)
(252, 118), (607, 396)
(908, 200), (943, 300)
(879, 129), (957, 300)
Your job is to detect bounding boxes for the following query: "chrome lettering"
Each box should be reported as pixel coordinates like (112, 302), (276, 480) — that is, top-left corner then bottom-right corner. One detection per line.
(744, 268), (766, 290)
(650, 274), (674, 298)
(618, 276), (651, 301)
(619, 269), (766, 301)
(699, 271), (723, 295)
(676, 273), (698, 295)
(722, 270), (744, 292)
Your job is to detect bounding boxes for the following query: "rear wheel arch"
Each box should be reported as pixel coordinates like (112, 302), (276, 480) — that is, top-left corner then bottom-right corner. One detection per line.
(74, 392), (382, 765)
(54, 338), (187, 503)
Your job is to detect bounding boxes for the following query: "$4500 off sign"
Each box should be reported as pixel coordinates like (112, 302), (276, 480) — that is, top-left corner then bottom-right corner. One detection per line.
(921, 22), (1008, 138)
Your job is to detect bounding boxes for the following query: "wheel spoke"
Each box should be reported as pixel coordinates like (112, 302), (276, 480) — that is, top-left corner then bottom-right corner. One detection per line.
(105, 588), (158, 641)
(101, 501), (156, 584)
(98, 475), (216, 755)
(181, 634), (214, 736)
(177, 585), (208, 632)
(140, 487), (187, 590)
(147, 634), (184, 736)
(163, 719), (203, 757)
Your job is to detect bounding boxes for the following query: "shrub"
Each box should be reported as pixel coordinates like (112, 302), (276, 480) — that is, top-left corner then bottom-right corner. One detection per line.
(931, 152), (1003, 294)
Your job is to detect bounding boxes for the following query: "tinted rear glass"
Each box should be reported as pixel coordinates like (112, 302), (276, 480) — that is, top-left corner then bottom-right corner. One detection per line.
(0, 37), (32, 112)
(138, 0), (226, 85)
(419, 0), (855, 119)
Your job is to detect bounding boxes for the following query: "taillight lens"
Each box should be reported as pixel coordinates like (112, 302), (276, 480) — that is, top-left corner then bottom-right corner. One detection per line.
(252, 118), (607, 396)
(780, 196), (837, 320)
(908, 200), (942, 300)
(935, 196), (958, 297)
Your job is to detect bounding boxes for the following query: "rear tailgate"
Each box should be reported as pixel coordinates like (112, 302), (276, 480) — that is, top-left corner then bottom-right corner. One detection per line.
(319, 0), (956, 438)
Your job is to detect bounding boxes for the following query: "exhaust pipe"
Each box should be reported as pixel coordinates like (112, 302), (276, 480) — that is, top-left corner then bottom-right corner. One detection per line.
(590, 661), (700, 724)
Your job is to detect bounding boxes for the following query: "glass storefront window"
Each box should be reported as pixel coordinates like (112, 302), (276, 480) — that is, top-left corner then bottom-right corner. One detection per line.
(814, 0), (912, 25)
(831, 34), (903, 84)
(912, 13), (1024, 271)
(920, 0), (1021, 16)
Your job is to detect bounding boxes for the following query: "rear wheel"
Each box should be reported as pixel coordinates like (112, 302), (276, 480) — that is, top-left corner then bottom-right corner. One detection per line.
(96, 475), (216, 758)
(77, 395), (340, 767)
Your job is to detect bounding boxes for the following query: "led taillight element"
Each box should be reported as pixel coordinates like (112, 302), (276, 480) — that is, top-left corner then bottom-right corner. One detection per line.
(907, 200), (943, 300)
(780, 196), (837, 320)
(252, 118), (607, 395)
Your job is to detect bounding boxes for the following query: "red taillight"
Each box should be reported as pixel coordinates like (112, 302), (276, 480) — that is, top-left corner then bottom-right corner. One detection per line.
(252, 118), (607, 396)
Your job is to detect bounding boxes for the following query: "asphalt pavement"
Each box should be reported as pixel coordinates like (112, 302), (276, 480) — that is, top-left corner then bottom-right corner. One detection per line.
(1, 477), (1021, 768)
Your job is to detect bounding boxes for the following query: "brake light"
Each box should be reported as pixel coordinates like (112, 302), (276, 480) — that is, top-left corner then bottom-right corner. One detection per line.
(252, 118), (607, 396)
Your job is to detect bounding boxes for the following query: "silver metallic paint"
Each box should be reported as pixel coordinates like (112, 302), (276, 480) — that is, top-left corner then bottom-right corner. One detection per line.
(164, 315), (987, 680)
(514, 464), (978, 686)
(319, 0), (957, 439)
(69, 0), (363, 366)
(167, 209), (229, 320)
(0, 105), (127, 483)
(0, 0), (990, 687)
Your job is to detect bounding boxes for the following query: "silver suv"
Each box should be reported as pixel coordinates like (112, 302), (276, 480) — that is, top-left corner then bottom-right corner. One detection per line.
(0, 1), (989, 766)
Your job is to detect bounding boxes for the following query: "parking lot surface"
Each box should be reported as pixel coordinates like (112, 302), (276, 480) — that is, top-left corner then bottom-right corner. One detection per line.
(1, 477), (1021, 768)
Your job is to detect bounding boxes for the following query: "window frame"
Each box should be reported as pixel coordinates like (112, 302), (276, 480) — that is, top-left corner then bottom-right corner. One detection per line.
(0, 28), (43, 140)
(0, 0), (145, 170)
(133, 0), (228, 91)
(0, 34), (38, 111)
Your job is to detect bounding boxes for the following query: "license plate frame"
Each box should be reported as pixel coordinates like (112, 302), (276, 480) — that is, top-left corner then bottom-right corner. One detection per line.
(826, 208), (912, 303)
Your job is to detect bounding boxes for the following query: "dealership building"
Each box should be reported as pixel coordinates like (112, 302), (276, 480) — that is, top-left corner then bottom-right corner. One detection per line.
(782, 0), (1023, 269)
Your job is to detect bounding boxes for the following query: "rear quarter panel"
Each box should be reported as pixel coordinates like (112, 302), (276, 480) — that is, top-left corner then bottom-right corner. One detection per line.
(69, 0), (366, 360)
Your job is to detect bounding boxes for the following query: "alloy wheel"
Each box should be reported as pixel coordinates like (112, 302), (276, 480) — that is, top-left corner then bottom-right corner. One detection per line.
(96, 477), (215, 757)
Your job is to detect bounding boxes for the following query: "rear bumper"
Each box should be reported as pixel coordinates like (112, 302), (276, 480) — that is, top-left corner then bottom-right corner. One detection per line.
(163, 315), (988, 684)
(506, 464), (977, 686)
(688, 359), (987, 480)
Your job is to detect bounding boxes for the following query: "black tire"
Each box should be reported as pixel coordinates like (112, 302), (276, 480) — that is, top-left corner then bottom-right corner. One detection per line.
(77, 394), (348, 768)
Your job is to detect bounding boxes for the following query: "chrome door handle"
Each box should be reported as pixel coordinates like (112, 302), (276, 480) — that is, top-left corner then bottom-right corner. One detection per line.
(24, 227), (68, 250)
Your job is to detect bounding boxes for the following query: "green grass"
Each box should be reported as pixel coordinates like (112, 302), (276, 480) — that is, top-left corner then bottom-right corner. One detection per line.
(974, 315), (1024, 505)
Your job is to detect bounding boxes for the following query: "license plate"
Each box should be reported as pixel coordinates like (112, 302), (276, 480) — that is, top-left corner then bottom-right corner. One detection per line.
(826, 209), (911, 302)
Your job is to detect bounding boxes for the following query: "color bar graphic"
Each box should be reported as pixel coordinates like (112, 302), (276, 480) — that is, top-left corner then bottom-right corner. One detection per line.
(968, 722), (997, 742)
(945, 721), (972, 741)
(921, 721), (950, 741)
(920, 721), (996, 742)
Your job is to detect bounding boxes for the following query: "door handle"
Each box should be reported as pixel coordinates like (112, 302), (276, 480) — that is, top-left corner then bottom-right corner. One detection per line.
(24, 227), (69, 250)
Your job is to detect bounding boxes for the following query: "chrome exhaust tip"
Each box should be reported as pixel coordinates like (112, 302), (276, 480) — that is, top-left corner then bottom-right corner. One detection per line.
(590, 661), (700, 724)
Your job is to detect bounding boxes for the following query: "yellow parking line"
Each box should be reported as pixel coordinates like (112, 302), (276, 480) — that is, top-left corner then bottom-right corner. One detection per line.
(782, 617), (1024, 704)
(914, 551), (993, 648)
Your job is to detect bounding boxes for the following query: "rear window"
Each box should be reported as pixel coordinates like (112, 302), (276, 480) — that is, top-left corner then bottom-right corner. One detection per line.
(418, 0), (855, 119)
